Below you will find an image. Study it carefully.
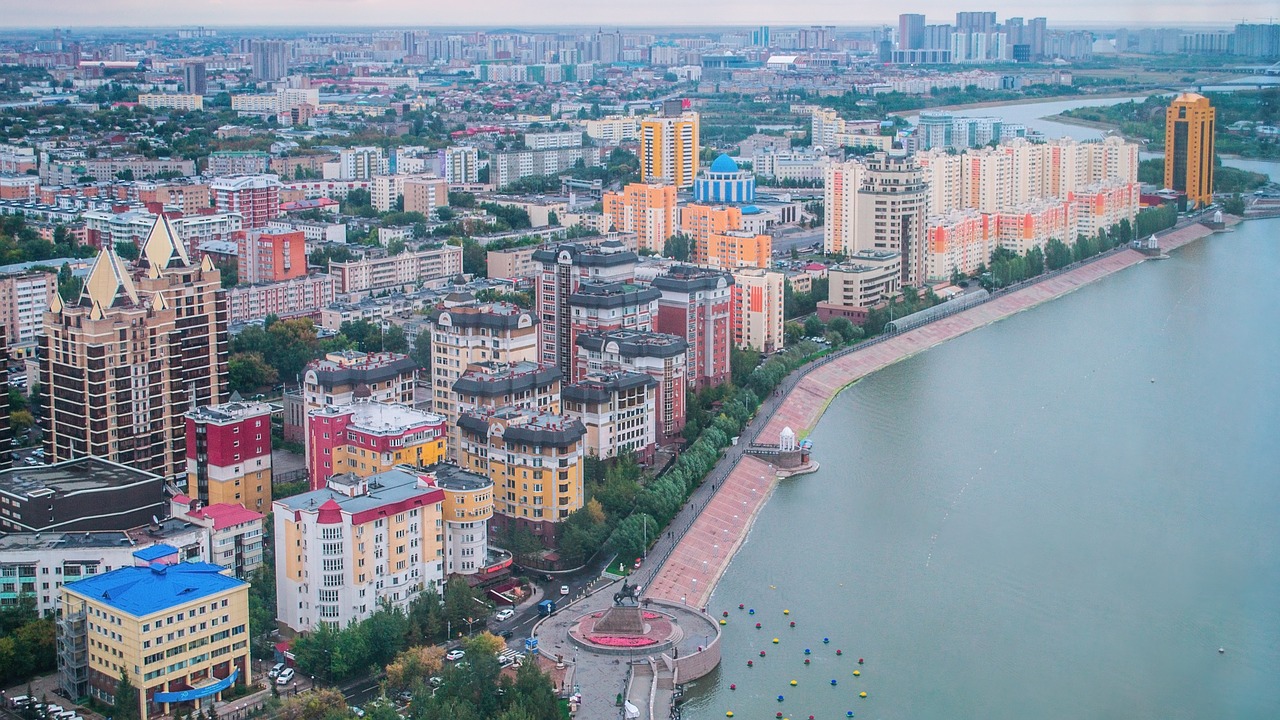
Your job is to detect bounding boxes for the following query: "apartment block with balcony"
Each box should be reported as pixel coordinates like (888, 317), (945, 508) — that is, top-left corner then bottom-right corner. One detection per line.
(169, 497), (265, 579)
(306, 401), (447, 487)
(563, 371), (658, 463)
(184, 401), (273, 513)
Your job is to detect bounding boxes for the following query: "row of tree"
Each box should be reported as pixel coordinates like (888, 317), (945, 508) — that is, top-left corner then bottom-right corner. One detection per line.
(0, 597), (56, 687)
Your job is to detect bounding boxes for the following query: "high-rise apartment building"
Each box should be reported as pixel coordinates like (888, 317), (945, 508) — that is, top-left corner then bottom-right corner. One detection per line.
(651, 266), (734, 390)
(58, 562), (250, 719)
(339, 147), (389, 181)
(274, 469), (450, 632)
(856, 153), (928, 287)
(250, 39), (289, 81)
(450, 360), (562, 458)
(574, 330), (688, 442)
(731, 268), (785, 354)
(403, 176), (449, 216)
(0, 271), (56, 355)
(639, 100), (700, 189)
(603, 183), (678, 253)
(899, 13), (927, 50)
(234, 229), (305, 284)
(568, 282), (661, 380)
(185, 400), (274, 513)
(41, 217), (229, 481)
(210, 175), (282, 229)
(823, 160), (864, 256)
(1165, 93), (1216, 209)
(427, 302), (539, 453)
(532, 241), (638, 378)
(184, 62), (207, 95)
(306, 401), (447, 486)
(441, 146), (479, 184)
(563, 371), (658, 463)
(458, 406), (585, 540)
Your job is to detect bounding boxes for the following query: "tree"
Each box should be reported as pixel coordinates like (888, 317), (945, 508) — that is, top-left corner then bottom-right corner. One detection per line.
(113, 671), (140, 720)
(114, 241), (139, 261)
(827, 316), (862, 344)
(1223, 193), (1245, 216)
(443, 577), (482, 638)
(10, 409), (34, 436)
(1044, 238), (1072, 271)
(607, 512), (658, 562)
(803, 314), (825, 338)
(663, 234), (690, 262)
(57, 262), (82, 300)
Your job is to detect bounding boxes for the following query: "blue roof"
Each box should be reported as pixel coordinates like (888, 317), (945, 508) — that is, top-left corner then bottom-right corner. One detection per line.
(741, 205), (763, 214)
(132, 544), (177, 562)
(64, 562), (246, 618)
(709, 154), (739, 173)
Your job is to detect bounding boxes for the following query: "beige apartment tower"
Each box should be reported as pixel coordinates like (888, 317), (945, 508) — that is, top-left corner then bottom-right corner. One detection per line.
(41, 216), (229, 481)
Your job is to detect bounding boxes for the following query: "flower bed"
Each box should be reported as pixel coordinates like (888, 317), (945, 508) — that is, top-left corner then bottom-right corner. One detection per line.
(587, 635), (658, 647)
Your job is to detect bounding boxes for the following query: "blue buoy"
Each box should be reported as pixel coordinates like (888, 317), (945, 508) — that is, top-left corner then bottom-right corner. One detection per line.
(847, 712), (854, 718)
(831, 679), (838, 686)
(823, 638), (830, 644)
(804, 648), (811, 655)
(749, 609), (756, 615)
(777, 695), (785, 702)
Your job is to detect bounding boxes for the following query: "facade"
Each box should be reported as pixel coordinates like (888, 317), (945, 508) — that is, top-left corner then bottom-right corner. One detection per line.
(306, 401), (448, 487)
(731, 268), (786, 354)
(250, 39), (288, 80)
(138, 94), (204, 112)
(458, 406), (586, 540)
(694, 155), (756, 204)
(234, 229), (306, 284)
(488, 147), (604, 188)
(855, 153), (928, 287)
(427, 302), (539, 450)
(274, 469), (448, 632)
(639, 103), (700, 189)
(0, 457), (166, 534)
(328, 244), (464, 297)
(298, 351), (417, 469)
(994, 198), (1077, 256)
(568, 282), (662, 379)
(651, 265), (733, 389)
(338, 147), (390, 181)
(486, 245), (541, 280)
(602, 183), (678, 254)
(826, 251), (903, 310)
(524, 131), (582, 150)
(427, 463), (496, 576)
(0, 270), (56, 353)
(83, 209), (242, 252)
(584, 115), (639, 144)
(563, 371), (658, 463)
(184, 401), (273, 513)
(705, 230), (772, 270)
(0, 519), (209, 615)
(136, 183), (211, 215)
(574, 330), (688, 442)
(169, 496), (266, 579)
(449, 361), (562, 460)
(403, 176), (449, 216)
(209, 175), (282, 229)
(57, 562), (250, 719)
(823, 159), (863, 256)
(1165, 93), (1215, 208)
(681, 203), (741, 262)
(41, 217), (229, 480)
(924, 211), (995, 280)
(1071, 181), (1140, 240)
(226, 274), (335, 324)
(532, 241), (638, 379)
(207, 152), (270, 176)
(441, 146), (480, 184)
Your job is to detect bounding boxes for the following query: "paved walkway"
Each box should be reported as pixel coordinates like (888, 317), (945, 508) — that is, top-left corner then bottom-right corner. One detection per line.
(640, 219), (1237, 611)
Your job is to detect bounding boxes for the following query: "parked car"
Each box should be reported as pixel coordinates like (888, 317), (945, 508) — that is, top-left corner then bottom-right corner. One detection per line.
(276, 668), (295, 685)
(445, 649), (465, 662)
(559, 585), (570, 596)
(268, 662), (285, 678)
(348, 707), (364, 718)
(494, 608), (514, 622)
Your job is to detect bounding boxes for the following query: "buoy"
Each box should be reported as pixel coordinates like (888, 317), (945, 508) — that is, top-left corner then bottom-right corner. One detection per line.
(805, 648), (811, 655)
(730, 684), (736, 691)
(784, 609), (790, 615)
(723, 611), (729, 617)
(760, 651), (767, 657)
(823, 638), (830, 644)
(776, 713), (783, 718)
(756, 623), (762, 628)
(749, 609), (756, 615)
(790, 621), (796, 627)
(847, 712), (854, 718)
(720, 619), (727, 625)
(858, 658), (864, 664)
(804, 658), (810, 665)
(836, 649), (843, 656)
(853, 670), (861, 676)
(830, 679), (838, 686)
(739, 604), (745, 609)
(790, 680), (797, 686)
(773, 638), (780, 644)
(778, 695), (785, 702)
(747, 660), (754, 667)
(726, 712), (734, 717)
(860, 692), (868, 698)
(1219, 648), (1226, 654)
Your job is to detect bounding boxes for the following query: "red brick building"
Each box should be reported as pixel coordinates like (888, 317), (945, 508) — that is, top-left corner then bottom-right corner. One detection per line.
(234, 229), (306, 284)
(185, 401), (274, 513)
(651, 265), (734, 389)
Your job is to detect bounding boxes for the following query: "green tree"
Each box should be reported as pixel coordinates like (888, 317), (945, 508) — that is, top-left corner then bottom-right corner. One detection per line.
(114, 670), (140, 720)
(663, 233), (690, 262)
(1223, 193), (1245, 216)
(803, 314), (825, 337)
(114, 241), (139, 261)
(1044, 238), (1073, 270)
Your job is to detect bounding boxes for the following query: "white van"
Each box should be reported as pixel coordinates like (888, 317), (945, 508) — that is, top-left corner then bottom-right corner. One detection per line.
(9, 696), (31, 709)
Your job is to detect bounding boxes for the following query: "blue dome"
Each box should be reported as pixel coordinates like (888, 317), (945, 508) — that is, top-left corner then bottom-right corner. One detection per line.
(710, 154), (739, 173)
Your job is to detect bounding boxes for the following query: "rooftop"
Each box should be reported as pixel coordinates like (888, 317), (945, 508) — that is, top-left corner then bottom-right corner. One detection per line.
(172, 497), (265, 530)
(651, 265), (733, 293)
(563, 371), (656, 404)
(576, 329), (688, 359)
(458, 407), (586, 448)
(0, 457), (162, 501)
(570, 281), (661, 309)
(429, 302), (537, 330)
(275, 466), (444, 518)
(0, 517), (205, 553)
(453, 360), (561, 397)
(419, 462), (492, 492)
(186, 400), (273, 425)
(309, 400), (446, 434)
(64, 562), (247, 618)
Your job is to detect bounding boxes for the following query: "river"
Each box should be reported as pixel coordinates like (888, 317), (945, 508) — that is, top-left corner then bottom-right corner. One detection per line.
(679, 98), (1280, 719)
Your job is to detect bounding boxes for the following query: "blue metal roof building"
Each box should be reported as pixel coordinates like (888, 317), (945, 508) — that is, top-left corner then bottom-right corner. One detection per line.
(63, 561), (246, 618)
(694, 154), (755, 204)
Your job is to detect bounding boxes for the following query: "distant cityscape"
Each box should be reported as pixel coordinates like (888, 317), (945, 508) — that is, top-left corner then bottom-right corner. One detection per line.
(0, 9), (1272, 720)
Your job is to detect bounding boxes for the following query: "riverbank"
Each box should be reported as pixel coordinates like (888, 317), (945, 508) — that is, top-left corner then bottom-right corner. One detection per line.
(643, 217), (1235, 610)
(895, 90), (1151, 117)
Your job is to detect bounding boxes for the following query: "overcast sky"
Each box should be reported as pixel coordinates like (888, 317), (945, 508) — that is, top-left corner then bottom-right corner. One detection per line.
(3, 1), (1269, 28)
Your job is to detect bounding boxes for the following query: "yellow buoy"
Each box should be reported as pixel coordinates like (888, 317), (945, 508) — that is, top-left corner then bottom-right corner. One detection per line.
(720, 619), (727, 625)
(784, 609), (791, 615)
(772, 638), (780, 643)
(853, 670), (861, 676)
(789, 679), (797, 686)
(726, 712), (734, 717)
(860, 692), (868, 698)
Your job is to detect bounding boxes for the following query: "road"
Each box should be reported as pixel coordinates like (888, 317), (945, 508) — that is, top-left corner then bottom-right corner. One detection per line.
(771, 227), (824, 256)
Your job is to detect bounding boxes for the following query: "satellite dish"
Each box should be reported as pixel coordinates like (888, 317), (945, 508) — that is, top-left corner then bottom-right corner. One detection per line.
(152, 515), (161, 525)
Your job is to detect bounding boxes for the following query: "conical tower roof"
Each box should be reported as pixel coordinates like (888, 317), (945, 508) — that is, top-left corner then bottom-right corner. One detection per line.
(141, 214), (191, 278)
(80, 245), (139, 309)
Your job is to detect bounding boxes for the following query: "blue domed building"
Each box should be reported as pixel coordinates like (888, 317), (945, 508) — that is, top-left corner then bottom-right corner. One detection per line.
(694, 154), (755, 204)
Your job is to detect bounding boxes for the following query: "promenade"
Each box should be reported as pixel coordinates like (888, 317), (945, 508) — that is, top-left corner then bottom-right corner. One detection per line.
(642, 218), (1233, 611)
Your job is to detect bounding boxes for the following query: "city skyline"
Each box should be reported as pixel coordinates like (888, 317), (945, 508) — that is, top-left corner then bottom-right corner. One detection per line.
(2, 1), (1275, 29)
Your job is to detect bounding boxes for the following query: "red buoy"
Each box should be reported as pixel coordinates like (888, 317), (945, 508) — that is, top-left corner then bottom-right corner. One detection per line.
(739, 604), (745, 609)
(836, 650), (843, 655)
(859, 658), (865, 664)
(790, 621), (796, 627)
(761, 651), (767, 657)
(730, 684), (736, 690)
(747, 660), (753, 667)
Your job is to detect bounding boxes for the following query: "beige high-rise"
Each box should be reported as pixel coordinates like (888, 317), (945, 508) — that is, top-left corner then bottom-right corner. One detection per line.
(40, 216), (229, 481)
